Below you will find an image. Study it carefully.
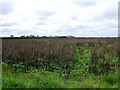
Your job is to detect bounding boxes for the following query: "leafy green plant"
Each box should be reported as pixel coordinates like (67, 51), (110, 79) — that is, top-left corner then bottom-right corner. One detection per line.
(71, 44), (91, 77)
(12, 62), (25, 72)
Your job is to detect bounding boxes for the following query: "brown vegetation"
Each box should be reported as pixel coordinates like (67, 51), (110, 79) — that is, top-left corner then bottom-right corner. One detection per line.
(2, 38), (118, 75)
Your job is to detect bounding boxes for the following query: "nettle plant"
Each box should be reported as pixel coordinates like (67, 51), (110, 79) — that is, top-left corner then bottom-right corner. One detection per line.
(71, 44), (91, 77)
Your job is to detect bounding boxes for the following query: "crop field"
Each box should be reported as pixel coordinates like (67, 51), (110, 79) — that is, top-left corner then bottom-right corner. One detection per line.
(1, 38), (119, 88)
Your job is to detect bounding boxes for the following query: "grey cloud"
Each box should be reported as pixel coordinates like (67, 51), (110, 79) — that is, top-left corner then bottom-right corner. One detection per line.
(73, 1), (97, 7)
(37, 16), (48, 20)
(94, 7), (117, 21)
(77, 29), (117, 37)
(21, 17), (35, 21)
(1, 27), (33, 36)
(36, 11), (55, 25)
(36, 21), (47, 25)
(103, 9), (117, 20)
(63, 25), (91, 30)
(89, 8), (117, 37)
(77, 25), (91, 29)
(37, 10), (55, 17)
(63, 27), (80, 33)
(16, 30), (33, 35)
(70, 16), (77, 20)
(0, 0), (13, 15)
(94, 30), (117, 37)
(55, 23), (117, 37)
(89, 25), (118, 37)
(0, 22), (17, 26)
(55, 25), (87, 35)
(99, 12), (117, 21)
(1, 27), (13, 34)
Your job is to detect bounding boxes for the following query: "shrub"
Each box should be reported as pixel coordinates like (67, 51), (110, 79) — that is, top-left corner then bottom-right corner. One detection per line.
(70, 44), (91, 77)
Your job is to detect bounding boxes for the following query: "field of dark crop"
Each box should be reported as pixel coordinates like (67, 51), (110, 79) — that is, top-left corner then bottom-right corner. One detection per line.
(2, 38), (119, 88)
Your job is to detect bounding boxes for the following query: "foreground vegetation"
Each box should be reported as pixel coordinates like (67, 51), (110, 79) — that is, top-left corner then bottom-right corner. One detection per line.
(2, 62), (118, 88)
(2, 38), (119, 88)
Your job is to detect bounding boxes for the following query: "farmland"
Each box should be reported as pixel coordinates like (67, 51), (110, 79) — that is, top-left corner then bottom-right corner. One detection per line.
(1, 37), (119, 88)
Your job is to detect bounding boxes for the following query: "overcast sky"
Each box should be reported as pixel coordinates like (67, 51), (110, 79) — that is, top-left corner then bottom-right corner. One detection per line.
(0, 0), (119, 37)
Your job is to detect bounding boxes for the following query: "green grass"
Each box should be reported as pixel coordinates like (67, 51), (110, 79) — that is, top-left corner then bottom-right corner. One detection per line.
(2, 64), (64, 88)
(2, 62), (118, 88)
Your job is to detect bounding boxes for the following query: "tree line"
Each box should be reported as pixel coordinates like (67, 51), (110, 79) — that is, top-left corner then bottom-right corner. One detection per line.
(2, 35), (75, 39)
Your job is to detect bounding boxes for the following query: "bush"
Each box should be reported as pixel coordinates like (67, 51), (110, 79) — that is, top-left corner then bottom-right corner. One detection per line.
(70, 44), (91, 77)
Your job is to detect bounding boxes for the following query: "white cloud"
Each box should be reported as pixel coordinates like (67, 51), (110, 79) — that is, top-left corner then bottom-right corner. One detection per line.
(0, 0), (119, 37)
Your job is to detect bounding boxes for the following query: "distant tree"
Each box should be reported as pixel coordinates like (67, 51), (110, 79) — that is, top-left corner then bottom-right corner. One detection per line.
(37, 35), (39, 37)
(29, 35), (35, 37)
(42, 36), (48, 38)
(21, 35), (26, 38)
(54, 36), (59, 38)
(10, 35), (14, 37)
(67, 35), (75, 38)
(59, 36), (67, 38)
(49, 35), (53, 38)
